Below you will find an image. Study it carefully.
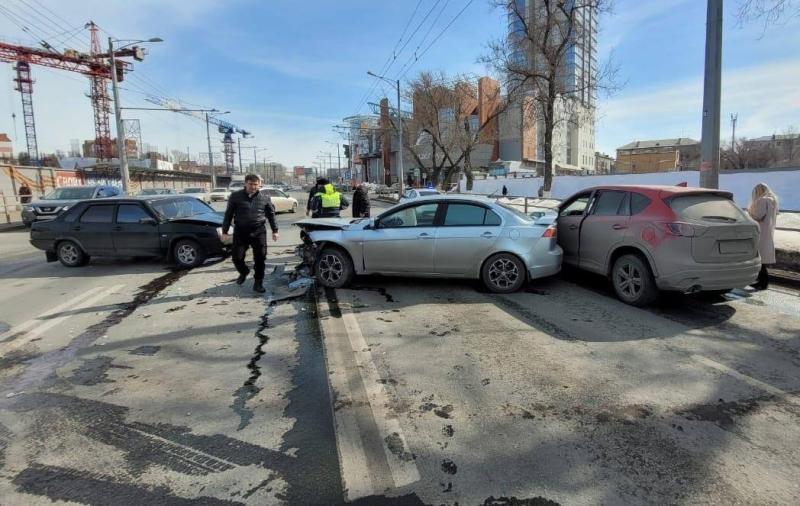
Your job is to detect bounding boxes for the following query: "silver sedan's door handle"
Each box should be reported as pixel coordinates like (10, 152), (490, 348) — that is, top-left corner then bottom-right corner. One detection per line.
(418, 232), (433, 239)
(481, 232), (495, 239)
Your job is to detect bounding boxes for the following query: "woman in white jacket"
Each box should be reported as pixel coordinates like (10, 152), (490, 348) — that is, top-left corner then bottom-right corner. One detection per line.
(747, 183), (779, 290)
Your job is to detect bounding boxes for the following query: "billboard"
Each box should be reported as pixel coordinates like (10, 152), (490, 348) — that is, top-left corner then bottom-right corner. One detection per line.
(303, 167), (314, 176)
(293, 166), (305, 177)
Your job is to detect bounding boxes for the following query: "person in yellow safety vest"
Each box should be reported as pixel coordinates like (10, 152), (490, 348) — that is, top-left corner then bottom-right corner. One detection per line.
(311, 183), (350, 218)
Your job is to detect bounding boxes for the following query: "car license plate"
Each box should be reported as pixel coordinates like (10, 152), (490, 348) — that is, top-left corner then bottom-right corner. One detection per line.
(718, 240), (750, 254)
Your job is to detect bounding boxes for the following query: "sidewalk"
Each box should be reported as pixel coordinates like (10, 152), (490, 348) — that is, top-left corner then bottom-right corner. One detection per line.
(774, 229), (800, 282)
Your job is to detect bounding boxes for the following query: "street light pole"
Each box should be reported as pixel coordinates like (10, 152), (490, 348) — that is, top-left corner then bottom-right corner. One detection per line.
(368, 71), (404, 196)
(700, 0), (723, 189)
(109, 38), (129, 194)
(205, 112), (216, 188)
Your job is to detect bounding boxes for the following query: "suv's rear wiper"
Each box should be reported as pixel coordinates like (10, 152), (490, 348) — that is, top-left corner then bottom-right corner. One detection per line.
(702, 215), (737, 222)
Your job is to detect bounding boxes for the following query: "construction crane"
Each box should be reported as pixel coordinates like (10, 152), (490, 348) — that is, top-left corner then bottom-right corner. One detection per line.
(0, 21), (144, 163)
(144, 96), (251, 174)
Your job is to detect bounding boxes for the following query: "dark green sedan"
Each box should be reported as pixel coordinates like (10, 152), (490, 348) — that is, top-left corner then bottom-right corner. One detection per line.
(29, 196), (230, 268)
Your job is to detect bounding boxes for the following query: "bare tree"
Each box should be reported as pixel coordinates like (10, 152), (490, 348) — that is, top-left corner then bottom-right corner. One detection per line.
(402, 71), (506, 189)
(721, 137), (775, 169)
(482, 0), (620, 191)
(170, 150), (189, 163)
(737, 0), (799, 28)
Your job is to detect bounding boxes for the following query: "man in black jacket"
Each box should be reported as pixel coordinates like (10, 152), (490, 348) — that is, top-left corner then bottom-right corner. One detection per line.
(352, 182), (370, 218)
(221, 174), (279, 293)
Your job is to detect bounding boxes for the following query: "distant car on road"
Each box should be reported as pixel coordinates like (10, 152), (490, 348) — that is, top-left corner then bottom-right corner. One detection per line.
(181, 187), (211, 204)
(263, 187), (298, 213)
(22, 185), (120, 227)
(209, 187), (231, 202)
(29, 196), (229, 269)
(138, 188), (177, 196)
(295, 195), (561, 293)
(557, 185), (761, 306)
(399, 188), (441, 203)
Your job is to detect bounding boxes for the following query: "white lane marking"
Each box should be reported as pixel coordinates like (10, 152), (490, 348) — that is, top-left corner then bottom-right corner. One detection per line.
(340, 310), (421, 489)
(317, 296), (376, 500)
(0, 285), (108, 340)
(0, 285), (126, 354)
(691, 354), (800, 406)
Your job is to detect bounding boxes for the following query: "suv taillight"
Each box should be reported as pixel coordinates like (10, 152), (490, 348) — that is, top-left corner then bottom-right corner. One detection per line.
(542, 224), (557, 238)
(661, 222), (706, 237)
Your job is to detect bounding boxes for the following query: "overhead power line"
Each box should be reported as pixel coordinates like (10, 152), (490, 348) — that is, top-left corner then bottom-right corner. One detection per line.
(353, 0), (443, 116)
(397, 0), (476, 81)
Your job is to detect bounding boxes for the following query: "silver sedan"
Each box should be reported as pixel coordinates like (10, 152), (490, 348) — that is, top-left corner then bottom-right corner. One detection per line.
(294, 195), (562, 293)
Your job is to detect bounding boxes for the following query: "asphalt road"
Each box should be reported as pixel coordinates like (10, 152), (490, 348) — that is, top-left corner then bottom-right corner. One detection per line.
(0, 195), (799, 505)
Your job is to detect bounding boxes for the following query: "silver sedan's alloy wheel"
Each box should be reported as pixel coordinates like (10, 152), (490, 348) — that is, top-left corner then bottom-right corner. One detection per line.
(176, 244), (197, 265)
(488, 258), (520, 290)
(614, 261), (643, 299)
(318, 253), (343, 285)
(59, 243), (80, 265)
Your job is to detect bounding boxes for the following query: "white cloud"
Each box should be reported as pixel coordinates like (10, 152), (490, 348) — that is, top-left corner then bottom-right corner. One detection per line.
(596, 58), (800, 153)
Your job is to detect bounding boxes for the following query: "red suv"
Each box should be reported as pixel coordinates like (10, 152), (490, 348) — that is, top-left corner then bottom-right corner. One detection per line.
(557, 185), (761, 306)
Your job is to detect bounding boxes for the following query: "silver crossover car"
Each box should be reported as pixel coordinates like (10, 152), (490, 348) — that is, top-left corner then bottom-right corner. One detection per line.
(295, 195), (562, 293)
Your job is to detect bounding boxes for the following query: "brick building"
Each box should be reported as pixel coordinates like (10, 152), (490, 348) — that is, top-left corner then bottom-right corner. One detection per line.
(616, 138), (700, 174)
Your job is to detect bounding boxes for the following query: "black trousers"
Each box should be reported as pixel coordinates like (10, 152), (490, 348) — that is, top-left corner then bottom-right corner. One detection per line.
(754, 264), (769, 289)
(232, 226), (267, 281)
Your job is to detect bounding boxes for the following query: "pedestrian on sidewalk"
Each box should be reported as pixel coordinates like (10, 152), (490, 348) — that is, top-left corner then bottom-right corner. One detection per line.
(18, 183), (32, 204)
(352, 182), (370, 218)
(502, 185), (508, 197)
(306, 177), (328, 217)
(747, 182), (778, 290)
(221, 174), (279, 293)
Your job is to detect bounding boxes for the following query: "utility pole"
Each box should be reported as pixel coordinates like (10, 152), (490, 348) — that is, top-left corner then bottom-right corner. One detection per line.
(336, 143), (341, 182)
(730, 113), (738, 148)
(109, 38), (129, 194)
(238, 137), (243, 174)
(206, 112), (216, 188)
(700, 0), (723, 189)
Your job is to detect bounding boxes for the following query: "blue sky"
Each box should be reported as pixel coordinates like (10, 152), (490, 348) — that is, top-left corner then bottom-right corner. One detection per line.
(1, 0), (799, 168)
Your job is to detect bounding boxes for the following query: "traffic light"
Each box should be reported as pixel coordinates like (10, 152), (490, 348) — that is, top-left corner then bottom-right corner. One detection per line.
(343, 144), (350, 159)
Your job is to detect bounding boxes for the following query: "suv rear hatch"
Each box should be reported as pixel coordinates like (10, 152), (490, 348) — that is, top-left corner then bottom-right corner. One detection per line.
(666, 192), (758, 263)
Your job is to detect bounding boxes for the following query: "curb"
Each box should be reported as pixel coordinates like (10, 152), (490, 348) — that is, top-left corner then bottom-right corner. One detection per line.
(0, 222), (26, 232)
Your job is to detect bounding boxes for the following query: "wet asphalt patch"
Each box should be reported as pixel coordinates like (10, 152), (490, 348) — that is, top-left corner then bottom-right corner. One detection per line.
(67, 356), (132, 386)
(129, 345), (161, 356)
(677, 396), (766, 430)
(350, 285), (397, 303)
(13, 463), (241, 506)
(482, 496), (562, 506)
(230, 301), (276, 431)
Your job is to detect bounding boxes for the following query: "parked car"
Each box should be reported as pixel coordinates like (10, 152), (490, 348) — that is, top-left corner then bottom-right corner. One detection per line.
(263, 187), (298, 213)
(181, 187), (211, 204)
(399, 188), (441, 203)
(29, 196), (229, 269)
(295, 195), (561, 293)
(556, 185), (761, 306)
(22, 185), (121, 227)
(138, 188), (177, 196)
(209, 187), (231, 202)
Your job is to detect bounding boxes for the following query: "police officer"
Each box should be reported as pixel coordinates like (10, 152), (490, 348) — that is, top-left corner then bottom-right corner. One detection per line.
(310, 181), (350, 218)
(221, 174), (279, 293)
(306, 177), (328, 217)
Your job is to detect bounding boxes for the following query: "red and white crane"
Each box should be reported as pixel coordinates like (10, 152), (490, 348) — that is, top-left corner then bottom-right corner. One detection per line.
(0, 21), (145, 163)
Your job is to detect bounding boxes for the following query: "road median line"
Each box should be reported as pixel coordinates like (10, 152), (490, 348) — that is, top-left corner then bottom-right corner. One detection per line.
(0, 284), (126, 355)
